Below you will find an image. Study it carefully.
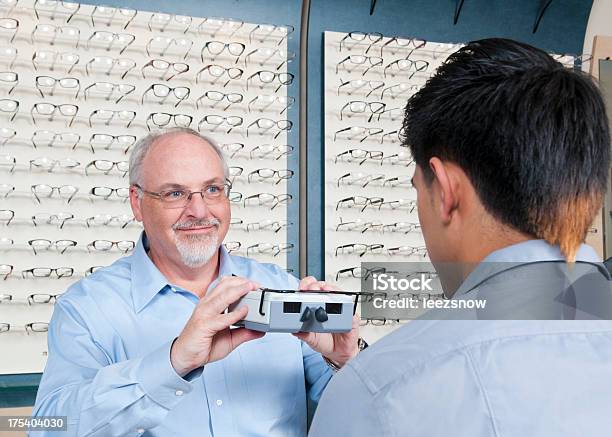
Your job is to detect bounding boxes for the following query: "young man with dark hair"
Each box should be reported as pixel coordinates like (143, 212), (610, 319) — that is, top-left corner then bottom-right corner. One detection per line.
(310, 38), (612, 436)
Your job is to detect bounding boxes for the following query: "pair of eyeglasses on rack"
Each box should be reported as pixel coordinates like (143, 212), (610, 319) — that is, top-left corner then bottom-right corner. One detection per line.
(0, 154), (16, 172)
(148, 12), (192, 33)
(28, 239), (77, 255)
(335, 243), (384, 257)
(387, 245), (428, 257)
(196, 64), (243, 86)
(243, 193), (292, 210)
(334, 148), (383, 165)
(333, 126), (383, 142)
(0, 98), (18, 121)
(32, 50), (79, 74)
(335, 195), (383, 212)
(147, 112), (193, 131)
(0, 127), (15, 146)
(31, 23), (80, 48)
(84, 82), (135, 103)
(339, 31), (383, 53)
(85, 159), (129, 176)
(34, 75), (79, 99)
(86, 213), (134, 228)
(0, 18), (18, 43)
(88, 133), (137, 153)
(335, 266), (387, 281)
(383, 221), (421, 233)
(247, 70), (294, 92)
(246, 243), (294, 257)
(31, 184), (78, 203)
(88, 240), (135, 253)
(0, 71), (17, 94)
(0, 209), (14, 226)
(381, 82), (420, 100)
(340, 100), (385, 122)
(90, 5), (137, 29)
(359, 318), (401, 326)
(248, 95), (295, 115)
(86, 31), (135, 54)
(0, 322), (49, 334)
(335, 218), (383, 233)
(198, 115), (243, 134)
(249, 144), (294, 160)
(379, 36), (426, 57)
(249, 23), (294, 45)
(201, 41), (245, 64)
(336, 55), (383, 75)
(22, 267), (74, 278)
(142, 84), (190, 107)
(33, 0), (80, 22)
(32, 212), (74, 229)
(0, 293), (63, 305)
(0, 46), (17, 69)
(142, 59), (189, 80)
(90, 186), (129, 200)
(383, 58), (430, 79)
(337, 172), (384, 187)
(196, 90), (243, 110)
(246, 219), (293, 233)
(89, 109), (136, 128)
(246, 118), (293, 139)
(85, 56), (136, 79)
(337, 78), (384, 97)
(198, 17), (244, 39)
(146, 36), (193, 59)
(244, 47), (295, 70)
(30, 102), (77, 127)
(247, 168), (294, 184)
(380, 199), (417, 212)
(29, 156), (80, 173)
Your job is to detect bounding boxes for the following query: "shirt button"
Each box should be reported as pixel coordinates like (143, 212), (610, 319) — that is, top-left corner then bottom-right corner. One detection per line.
(137, 428), (144, 434)
(216, 399), (223, 406)
(175, 390), (184, 396)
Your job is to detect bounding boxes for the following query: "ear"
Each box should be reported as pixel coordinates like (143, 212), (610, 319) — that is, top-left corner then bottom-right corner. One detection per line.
(428, 157), (459, 224)
(129, 186), (144, 222)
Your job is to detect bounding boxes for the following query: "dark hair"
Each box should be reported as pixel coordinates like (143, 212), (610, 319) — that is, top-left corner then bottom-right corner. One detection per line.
(402, 38), (610, 261)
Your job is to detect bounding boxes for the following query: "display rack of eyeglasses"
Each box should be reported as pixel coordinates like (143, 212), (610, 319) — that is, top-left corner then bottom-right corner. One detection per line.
(323, 31), (576, 343)
(0, 0), (296, 375)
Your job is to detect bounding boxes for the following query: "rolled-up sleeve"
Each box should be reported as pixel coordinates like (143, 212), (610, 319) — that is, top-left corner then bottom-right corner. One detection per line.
(32, 300), (195, 437)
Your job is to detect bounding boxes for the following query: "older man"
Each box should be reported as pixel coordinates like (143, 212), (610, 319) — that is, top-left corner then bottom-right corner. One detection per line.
(33, 128), (360, 436)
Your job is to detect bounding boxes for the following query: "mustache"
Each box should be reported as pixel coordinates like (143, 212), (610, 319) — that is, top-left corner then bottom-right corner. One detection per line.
(173, 218), (220, 231)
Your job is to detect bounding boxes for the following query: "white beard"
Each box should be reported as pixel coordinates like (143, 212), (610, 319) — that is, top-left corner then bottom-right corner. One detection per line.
(172, 219), (220, 268)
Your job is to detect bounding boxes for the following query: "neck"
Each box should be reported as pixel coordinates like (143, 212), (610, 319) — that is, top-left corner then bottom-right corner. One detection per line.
(148, 246), (221, 299)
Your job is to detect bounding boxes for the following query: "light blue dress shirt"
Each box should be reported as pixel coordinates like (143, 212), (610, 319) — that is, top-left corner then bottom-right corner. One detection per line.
(32, 232), (333, 437)
(310, 240), (612, 436)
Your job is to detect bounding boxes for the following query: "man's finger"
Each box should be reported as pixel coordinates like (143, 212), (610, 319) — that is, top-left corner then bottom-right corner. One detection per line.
(299, 276), (319, 290)
(204, 281), (258, 315)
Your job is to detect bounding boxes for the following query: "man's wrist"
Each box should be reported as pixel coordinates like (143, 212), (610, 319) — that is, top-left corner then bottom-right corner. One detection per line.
(324, 337), (369, 371)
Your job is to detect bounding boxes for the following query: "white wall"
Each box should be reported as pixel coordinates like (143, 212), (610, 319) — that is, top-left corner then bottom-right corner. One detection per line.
(582, 0), (612, 71)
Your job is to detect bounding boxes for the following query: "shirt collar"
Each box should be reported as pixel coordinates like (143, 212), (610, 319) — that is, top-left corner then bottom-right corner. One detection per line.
(131, 232), (245, 313)
(454, 239), (609, 297)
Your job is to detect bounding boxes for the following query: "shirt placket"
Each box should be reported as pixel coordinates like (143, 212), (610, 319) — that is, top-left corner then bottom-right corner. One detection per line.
(203, 360), (235, 436)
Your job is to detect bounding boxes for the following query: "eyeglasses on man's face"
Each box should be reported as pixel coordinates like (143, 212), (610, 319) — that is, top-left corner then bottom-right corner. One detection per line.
(133, 181), (233, 209)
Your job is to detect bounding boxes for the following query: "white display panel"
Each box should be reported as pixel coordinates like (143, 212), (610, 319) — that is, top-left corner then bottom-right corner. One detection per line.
(0, 0), (295, 374)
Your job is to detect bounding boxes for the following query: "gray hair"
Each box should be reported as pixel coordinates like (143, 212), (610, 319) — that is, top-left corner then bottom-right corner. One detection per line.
(128, 128), (230, 190)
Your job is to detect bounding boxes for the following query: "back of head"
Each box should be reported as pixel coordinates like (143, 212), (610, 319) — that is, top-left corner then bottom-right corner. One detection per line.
(403, 38), (610, 261)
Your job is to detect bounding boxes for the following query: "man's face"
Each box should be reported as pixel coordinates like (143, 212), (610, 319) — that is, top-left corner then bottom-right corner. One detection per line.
(130, 133), (231, 268)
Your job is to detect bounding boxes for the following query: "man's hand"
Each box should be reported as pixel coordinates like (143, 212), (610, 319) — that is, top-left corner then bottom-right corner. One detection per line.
(170, 276), (264, 377)
(292, 276), (360, 368)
